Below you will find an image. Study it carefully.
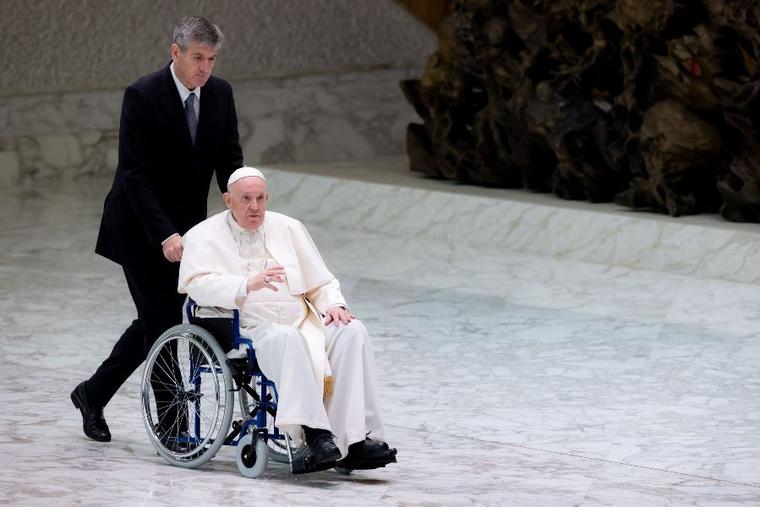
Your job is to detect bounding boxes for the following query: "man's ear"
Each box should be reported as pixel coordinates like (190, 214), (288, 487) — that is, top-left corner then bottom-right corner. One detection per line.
(170, 43), (181, 61)
(223, 192), (231, 207)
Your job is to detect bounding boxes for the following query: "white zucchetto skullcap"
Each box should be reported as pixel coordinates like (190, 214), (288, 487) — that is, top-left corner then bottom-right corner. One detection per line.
(227, 166), (266, 188)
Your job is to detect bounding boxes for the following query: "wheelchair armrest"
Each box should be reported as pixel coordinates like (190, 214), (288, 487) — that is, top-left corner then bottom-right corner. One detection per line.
(186, 298), (240, 322)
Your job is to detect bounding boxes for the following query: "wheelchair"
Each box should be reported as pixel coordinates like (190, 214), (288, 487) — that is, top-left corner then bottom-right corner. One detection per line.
(139, 299), (340, 478)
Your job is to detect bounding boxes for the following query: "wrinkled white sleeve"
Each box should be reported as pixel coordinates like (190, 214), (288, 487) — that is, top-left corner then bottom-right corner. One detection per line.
(178, 232), (248, 310)
(305, 277), (347, 315)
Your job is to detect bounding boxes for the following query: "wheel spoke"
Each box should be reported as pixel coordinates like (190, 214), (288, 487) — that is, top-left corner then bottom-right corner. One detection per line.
(141, 326), (234, 467)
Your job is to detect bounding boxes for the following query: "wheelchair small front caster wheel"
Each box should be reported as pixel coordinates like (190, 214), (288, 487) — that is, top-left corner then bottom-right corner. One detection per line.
(334, 466), (352, 475)
(236, 433), (268, 478)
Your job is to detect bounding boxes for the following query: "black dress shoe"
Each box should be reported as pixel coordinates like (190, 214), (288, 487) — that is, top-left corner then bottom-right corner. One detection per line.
(307, 431), (341, 464)
(158, 429), (194, 453)
(70, 381), (111, 442)
(335, 438), (397, 471)
(292, 427), (341, 474)
(349, 438), (389, 455)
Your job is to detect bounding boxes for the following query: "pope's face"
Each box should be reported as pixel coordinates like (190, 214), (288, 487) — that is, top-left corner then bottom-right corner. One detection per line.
(171, 42), (217, 90)
(224, 177), (268, 231)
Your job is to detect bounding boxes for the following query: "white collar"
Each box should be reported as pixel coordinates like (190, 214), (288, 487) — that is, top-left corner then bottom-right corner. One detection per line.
(226, 210), (265, 241)
(169, 62), (201, 105)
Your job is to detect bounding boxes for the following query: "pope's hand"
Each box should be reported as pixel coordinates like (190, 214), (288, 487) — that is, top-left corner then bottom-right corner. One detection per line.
(247, 265), (286, 293)
(162, 234), (183, 262)
(324, 306), (354, 326)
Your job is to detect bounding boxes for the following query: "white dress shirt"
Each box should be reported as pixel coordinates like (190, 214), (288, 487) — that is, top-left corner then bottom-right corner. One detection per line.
(169, 62), (200, 121)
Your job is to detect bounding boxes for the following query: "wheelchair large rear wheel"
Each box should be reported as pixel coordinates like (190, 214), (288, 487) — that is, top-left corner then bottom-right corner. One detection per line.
(141, 324), (234, 468)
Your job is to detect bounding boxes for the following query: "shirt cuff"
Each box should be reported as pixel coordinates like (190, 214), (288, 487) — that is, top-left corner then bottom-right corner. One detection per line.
(161, 233), (180, 246)
(234, 279), (248, 308)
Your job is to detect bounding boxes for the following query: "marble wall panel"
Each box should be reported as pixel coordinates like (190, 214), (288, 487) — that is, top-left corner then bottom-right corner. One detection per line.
(0, 69), (421, 183)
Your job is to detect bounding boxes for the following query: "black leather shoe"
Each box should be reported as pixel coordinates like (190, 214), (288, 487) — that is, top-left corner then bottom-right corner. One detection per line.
(335, 438), (397, 471)
(70, 381), (111, 442)
(158, 430), (193, 453)
(349, 438), (390, 456)
(292, 428), (341, 474)
(307, 430), (341, 465)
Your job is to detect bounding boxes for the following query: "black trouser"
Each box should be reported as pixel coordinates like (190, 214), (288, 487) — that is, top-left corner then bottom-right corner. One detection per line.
(150, 338), (190, 434)
(84, 261), (185, 424)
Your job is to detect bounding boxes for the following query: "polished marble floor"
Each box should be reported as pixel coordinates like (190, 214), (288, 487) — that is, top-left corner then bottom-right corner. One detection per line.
(1, 166), (760, 506)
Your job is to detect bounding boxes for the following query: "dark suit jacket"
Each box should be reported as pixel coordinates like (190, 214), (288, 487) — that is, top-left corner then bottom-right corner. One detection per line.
(96, 64), (243, 270)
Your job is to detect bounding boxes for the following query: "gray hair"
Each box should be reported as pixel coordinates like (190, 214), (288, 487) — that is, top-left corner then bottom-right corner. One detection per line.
(172, 16), (224, 51)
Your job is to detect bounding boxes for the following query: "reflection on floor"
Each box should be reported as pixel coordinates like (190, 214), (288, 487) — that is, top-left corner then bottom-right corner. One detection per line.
(1, 160), (759, 505)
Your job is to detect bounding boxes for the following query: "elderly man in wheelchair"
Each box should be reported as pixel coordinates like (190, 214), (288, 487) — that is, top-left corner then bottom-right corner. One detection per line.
(139, 167), (396, 477)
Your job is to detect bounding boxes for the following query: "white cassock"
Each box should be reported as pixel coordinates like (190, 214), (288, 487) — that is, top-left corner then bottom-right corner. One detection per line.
(178, 210), (385, 455)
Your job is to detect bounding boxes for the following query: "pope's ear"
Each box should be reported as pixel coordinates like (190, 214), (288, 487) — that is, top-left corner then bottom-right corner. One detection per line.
(223, 192), (231, 205)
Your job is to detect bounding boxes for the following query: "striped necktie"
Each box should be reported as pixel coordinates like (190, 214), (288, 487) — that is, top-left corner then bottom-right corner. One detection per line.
(185, 94), (198, 145)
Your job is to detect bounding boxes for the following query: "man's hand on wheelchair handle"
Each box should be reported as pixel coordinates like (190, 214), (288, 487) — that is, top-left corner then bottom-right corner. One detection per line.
(324, 306), (354, 326)
(162, 234), (184, 262)
(247, 265), (286, 293)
